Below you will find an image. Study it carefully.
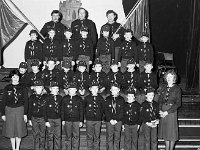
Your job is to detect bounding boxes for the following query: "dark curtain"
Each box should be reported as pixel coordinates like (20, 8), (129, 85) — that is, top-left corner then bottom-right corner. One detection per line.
(0, 0), (27, 65)
(185, 0), (200, 90)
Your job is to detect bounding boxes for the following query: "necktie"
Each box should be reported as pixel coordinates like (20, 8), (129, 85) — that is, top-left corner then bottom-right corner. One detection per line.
(54, 95), (58, 113)
(97, 73), (99, 84)
(93, 96), (97, 116)
(81, 73), (84, 89)
(149, 102), (155, 120)
(36, 95), (41, 112)
(13, 86), (18, 104)
(112, 97), (116, 114)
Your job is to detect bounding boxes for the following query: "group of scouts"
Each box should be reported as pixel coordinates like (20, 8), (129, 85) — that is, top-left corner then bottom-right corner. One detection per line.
(1, 8), (165, 150)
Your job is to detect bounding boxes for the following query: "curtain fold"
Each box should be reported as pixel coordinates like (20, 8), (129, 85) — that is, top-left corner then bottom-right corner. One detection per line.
(186, 0), (200, 90)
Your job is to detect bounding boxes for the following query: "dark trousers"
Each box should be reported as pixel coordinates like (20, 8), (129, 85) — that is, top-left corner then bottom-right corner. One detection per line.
(32, 117), (46, 150)
(47, 118), (61, 150)
(143, 123), (158, 150)
(64, 121), (80, 150)
(106, 121), (122, 150)
(124, 124), (138, 150)
(86, 121), (102, 150)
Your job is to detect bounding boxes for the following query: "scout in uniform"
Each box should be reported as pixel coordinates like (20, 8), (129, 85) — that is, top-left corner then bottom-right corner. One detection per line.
(137, 33), (154, 73)
(83, 80), (104, 150)
(61, 27), (76, 70)
(103, 82), (125, 150)
(123, 58), (140, 93)
(96, 24), (115, 74)
(18, 62), (29, 87)
(61, 82), (83, 150)
(42, 28), (61, 68)
(27, 60), (43, 88)
(24, 30), (43, 72)
(40, 10), (66, 43)
(42, 57), (60, 91)
(140, 88), (159, 150)
(106, 60), (124, 89)
(76, 26), (93, 72)
(44, 81), (62, 150)
(74, 61), (89, 96)
(28, 80), (47, 150)
(122, 86), (141, 150)
(118, 29), (137, 73)
(89, 59), (107, 94)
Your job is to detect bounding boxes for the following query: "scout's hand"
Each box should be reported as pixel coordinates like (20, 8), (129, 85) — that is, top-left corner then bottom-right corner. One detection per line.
(62, 121), (65, 126)
(136, 64), (139, 67)
(99, 87), (105, 93)
(76, 60), (79, 64)
(146, 122), (152, 127)
(24, 115), (28, 123)
(110, 120), (115, 125)
(29, 120), (32, 126)
(79, 122), (83, 127)
(137, 125), (140, 131)
(45, 122), (51, 127)
(162, 111), (168, 118)
(112, 33), (119, 41)
(56, 61), (60, 65)
(118, 62), (121, 67)
(1, 115), (6, 121)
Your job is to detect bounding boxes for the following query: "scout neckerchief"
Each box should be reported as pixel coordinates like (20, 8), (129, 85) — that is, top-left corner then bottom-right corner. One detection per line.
(112, 96), (117, 114)
(13, 85), (18, 104)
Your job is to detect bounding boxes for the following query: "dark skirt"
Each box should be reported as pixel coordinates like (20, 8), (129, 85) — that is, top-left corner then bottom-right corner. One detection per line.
(158, 105), (179, 141)
(2, 106), (27, 138)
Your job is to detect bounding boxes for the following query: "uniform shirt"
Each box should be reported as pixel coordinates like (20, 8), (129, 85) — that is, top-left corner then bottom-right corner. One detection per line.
(83, 94), (104, 121)
(74, 71), (89, 90)
(137, 42), (154, 62)
(106, 71), (124, 87)
(43, 37), (61, 61)
(103, 95), (125, 122)
(28, 94), (47, 120)
(89, 71), (107, 88)
(101, 22), (124, 47)
(40, 21), (66, 42)
(140, 100), (159, 123)
(1, 83), (28, 115)
(61, 38), (76, 60)
(139, 71), (158, 92)
(61, 95), (83, 122)
(24, 40), (43, 61)
(118, 40), (137, 61)
(158, 84), (181, 114)
(59, 69), (74, 89)
(44, 94), (62, 122)
(27, 71), (43, 87)
(71, 19), (98, 47)
(96, 37), (115, 59)
(75, 38), (93, 60)
(20, 72), (30, 87)
(123, 101), (141, 125)
(42, 68), (61, 87)
(123, 71), (140, 90)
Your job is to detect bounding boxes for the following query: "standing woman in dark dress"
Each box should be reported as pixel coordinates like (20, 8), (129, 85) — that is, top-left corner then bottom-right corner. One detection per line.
(158, 70), (182, 150)
(1, 70), (28, 150)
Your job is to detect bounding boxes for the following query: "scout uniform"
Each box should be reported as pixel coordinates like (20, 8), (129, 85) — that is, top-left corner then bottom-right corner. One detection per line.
(24, 30), (43, 72)
(61, 27), (76, 69)
(96, 25), (115, 74)
(44, 81), (62, 150)
(61, 82), (84, 150)
(28, 80), (47, 150)
(118, 29), (137, 73)
(83, 81), (104, 150)
(103, 83), (125, 150)
(76, 27), (93, 72)
(19, 62), (29, 87)
(122, 87), (141, 150)
(140, 88), (159, 150)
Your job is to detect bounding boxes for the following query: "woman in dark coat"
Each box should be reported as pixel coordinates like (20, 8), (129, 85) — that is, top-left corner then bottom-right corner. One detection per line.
(1, 69), (28, 150)
(158, 70), (181, 150)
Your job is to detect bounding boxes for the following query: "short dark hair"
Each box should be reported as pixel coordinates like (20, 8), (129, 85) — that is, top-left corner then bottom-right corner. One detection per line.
(9, 69), (21, 78)
(78, 8), (89, 19)
(51, 10), (63, 22)
(106, 10), (118, 21)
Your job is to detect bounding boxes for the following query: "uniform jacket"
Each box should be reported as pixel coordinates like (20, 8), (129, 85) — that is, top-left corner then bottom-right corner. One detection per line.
(137, 42), (154, 62)
(74, 71), (89, 90)
(59, 70), (74, 89)
(89, 71), (107, 88)
(42, 68), (61, 87)
(61, 38), (76, 60)
(123, 71), (140, 90)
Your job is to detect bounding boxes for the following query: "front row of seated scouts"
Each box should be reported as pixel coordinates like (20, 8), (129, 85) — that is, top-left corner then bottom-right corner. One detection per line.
(1, 66), (181, 150)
